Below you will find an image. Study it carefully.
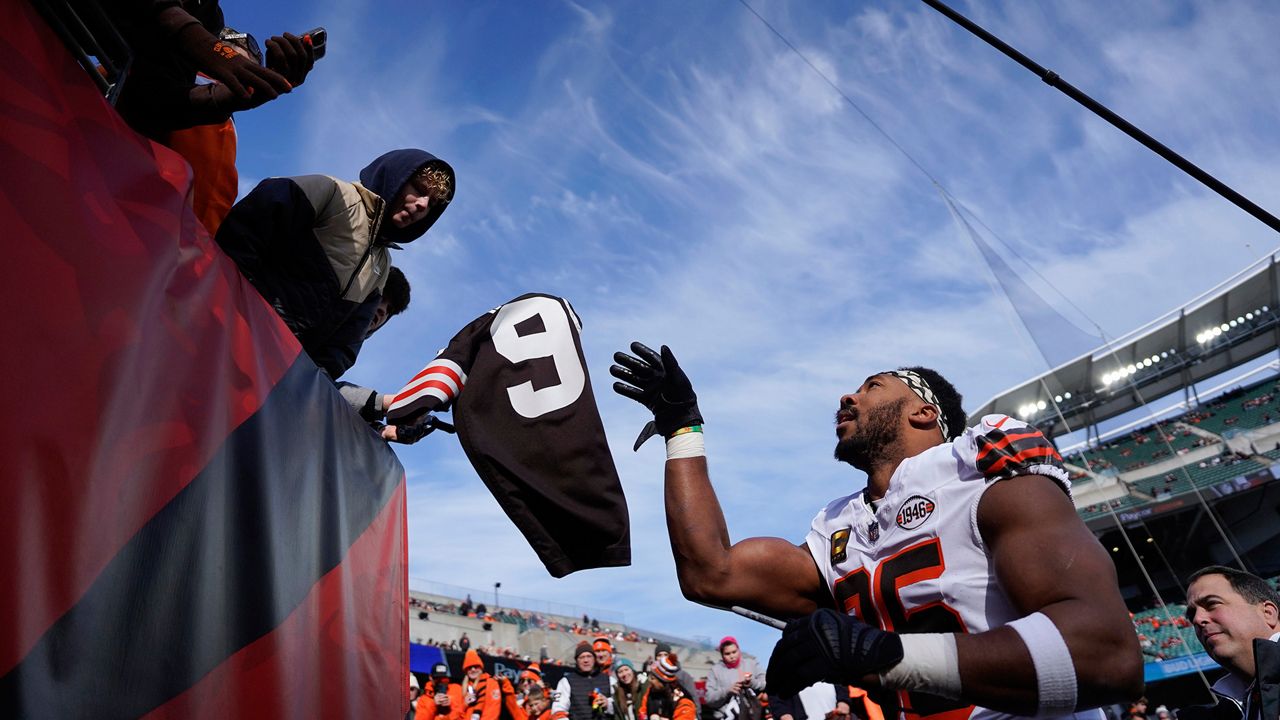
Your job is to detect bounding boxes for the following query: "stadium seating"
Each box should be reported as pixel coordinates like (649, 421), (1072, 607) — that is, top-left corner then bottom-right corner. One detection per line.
(1076, 453), (1266, 522)
(1190, 381), (1280, 435)
(1088, 425), (1213, 474)
(1071, 374), (1280, 523)
(1131, 605), (1197, 662)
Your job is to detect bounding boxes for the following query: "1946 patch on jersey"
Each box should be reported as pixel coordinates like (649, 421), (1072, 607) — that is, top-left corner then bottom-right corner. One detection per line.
(831, 527), (852, 564)
(895, 495), (936, 530)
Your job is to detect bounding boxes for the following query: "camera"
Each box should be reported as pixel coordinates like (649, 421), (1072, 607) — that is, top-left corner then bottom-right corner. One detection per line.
(304, 27), (327, 59)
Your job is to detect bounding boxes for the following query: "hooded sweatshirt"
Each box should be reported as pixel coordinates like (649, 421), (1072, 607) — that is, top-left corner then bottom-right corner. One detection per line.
(216, 148), (454, 379)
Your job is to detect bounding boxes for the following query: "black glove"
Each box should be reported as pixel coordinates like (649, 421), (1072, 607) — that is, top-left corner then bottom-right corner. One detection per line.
(610, 342), (702, 450)
(766, 609), (904, 698)
(386, 413), (457, 445)
(265, 33), (316, 88)
(388, 418), (435, 445)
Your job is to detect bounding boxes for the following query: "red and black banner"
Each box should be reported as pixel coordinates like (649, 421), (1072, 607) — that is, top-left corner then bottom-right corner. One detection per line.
(0, 3), (407, 718)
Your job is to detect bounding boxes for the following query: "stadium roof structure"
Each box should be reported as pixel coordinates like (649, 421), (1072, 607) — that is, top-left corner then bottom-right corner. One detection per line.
(970, 253), (1280, 438)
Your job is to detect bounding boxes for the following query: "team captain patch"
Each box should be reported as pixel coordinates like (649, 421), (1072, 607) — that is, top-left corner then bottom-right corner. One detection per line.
(975, 425), (1065, 481)
(896, 495), (935, 530)
(831, 527), (852, 564)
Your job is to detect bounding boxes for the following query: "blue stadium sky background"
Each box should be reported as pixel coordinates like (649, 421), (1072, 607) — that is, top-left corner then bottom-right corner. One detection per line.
(227, 0), (1280, 658)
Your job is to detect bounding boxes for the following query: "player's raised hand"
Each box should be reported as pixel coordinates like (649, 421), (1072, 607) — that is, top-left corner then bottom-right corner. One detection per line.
(610, 342), (702, 450)
(766, 609), (903, 697)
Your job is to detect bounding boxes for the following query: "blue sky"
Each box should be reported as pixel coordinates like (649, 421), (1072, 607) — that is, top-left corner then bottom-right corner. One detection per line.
(227, 0), (1280, 659)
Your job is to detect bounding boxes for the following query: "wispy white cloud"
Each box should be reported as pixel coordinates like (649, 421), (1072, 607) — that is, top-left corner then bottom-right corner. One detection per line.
(233, 0), (1280, 658)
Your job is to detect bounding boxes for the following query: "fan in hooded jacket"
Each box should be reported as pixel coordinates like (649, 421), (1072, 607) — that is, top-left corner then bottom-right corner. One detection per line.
(216, 148), (454, 380)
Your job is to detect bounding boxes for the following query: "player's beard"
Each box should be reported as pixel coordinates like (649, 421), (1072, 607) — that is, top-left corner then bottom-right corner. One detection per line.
(834, 397), (906, 471)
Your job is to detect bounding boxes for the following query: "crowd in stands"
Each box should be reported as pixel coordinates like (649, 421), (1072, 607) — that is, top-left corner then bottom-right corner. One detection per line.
(405, 634), (888, 720)
(1132, 607), (1194, 662)
(1185, 380), (1280, 434)
(1070, 425), (1217, 476)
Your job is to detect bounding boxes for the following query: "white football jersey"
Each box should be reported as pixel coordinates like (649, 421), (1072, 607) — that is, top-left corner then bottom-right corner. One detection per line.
(806, 414), (1100, 720)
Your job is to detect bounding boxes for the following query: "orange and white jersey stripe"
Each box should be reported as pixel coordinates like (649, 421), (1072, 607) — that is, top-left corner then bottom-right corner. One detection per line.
(388, 357), (467, 418)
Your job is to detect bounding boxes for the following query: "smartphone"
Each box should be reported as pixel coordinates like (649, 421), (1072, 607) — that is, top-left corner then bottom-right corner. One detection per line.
(305, 27), (327, 59)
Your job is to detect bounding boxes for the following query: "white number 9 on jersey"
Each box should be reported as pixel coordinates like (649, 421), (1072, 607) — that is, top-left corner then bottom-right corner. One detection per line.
(490, 296), (586, 419)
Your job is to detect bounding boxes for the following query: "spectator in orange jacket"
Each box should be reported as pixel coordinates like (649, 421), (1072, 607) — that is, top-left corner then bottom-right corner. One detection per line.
(516, 686), (552, 720)
(513, 664), (547, 718)
(418, 663), (465, 720)
(499, 673), (523, 720)
(462, 650), (503, 720)
(647, 654), (696, 720)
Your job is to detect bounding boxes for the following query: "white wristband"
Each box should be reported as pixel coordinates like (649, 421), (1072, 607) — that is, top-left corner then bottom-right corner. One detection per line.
(878, 633), (962, 700)
(1006, 612), (1077, 716)
(665, 430), (705, 460)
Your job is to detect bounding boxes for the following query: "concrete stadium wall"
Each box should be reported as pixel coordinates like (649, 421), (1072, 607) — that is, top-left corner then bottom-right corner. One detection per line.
(408, 590), (737, 680)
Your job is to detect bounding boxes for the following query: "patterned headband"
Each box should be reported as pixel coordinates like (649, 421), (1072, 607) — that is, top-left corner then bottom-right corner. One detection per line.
(882, 369), (951, 440)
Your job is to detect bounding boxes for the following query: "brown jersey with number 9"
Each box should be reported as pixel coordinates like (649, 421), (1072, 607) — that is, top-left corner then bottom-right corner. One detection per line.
(385, 293), (629, 577)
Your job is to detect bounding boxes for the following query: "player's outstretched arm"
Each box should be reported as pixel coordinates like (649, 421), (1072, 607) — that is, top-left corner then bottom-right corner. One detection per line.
(665, 456), (830, 618)
(611, 342), (830, 619)
(959, 473), (1144, 712)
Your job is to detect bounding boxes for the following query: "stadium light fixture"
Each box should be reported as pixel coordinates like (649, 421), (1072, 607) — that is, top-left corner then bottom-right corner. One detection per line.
(1220, 323), (1230, 332)
(1126, 364), (1137, 374)
(1247, 312), (1254, 320)
(1036, 400), (1047, 410)
(1142, 359), (1151, 368)
(1063, 392), (1071, 399)
(1054, 394), (1062, 403)
(1229, 320), (1238, 328)
(1237, 316), (1245, 324)
(1161, 351), (1168, 359)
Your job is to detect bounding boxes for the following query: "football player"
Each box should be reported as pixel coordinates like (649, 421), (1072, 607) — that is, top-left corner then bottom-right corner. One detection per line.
(611, 343), (1143, 719)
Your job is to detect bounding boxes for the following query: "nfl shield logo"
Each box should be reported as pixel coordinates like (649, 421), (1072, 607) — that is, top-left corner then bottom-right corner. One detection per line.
(868, 522), (879, 542)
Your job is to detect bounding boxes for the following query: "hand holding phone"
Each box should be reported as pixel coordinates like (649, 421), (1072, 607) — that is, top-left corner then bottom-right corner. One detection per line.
(304, 27), (327, 59)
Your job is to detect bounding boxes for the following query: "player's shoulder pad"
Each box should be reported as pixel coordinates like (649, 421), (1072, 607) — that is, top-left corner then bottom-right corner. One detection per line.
(956, 414), (1071, 491)
(809, 491), (861, 539)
